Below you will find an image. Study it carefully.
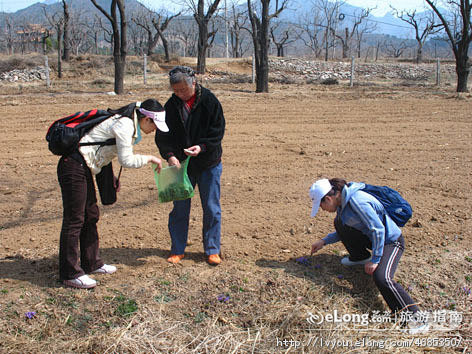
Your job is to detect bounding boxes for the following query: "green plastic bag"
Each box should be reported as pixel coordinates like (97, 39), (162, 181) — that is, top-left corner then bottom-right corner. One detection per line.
(152, 157), (194, 203)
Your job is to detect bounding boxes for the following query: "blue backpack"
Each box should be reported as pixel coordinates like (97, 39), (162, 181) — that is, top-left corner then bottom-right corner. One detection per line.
(361, 184), (412, 227)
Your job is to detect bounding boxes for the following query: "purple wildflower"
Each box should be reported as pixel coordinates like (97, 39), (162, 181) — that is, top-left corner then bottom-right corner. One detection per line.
(463, 287), (471, 296)
(314, 264), (322, 269)
(25, 311), (36, 319)
(295, 257), (311, 266)
(337, 274), (344, 279)
(217, 294), (230, 303)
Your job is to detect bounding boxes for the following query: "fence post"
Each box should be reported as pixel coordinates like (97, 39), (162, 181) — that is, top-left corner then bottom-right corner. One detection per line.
(252, 55), (255, 84)
(436, 58), (440, 86)
(143, 54), (147, 85)
(44, 55), (50, 88)
(350, 56), (355, 87)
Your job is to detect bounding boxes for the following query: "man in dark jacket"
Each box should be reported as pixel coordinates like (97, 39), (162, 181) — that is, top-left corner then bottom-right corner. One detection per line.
(155, 66), (225, 266)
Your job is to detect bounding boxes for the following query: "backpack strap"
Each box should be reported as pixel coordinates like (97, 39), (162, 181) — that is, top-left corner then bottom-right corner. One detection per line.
(79, 138), (116, 147)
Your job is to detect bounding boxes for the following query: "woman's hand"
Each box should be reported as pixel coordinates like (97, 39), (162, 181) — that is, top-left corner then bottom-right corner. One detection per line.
(311, 239), (325, 255)
(364, 262), (378, 275)
(184, 145), (201, 157)
(149, 156), (162, 173)
(168, 156), (181, 168)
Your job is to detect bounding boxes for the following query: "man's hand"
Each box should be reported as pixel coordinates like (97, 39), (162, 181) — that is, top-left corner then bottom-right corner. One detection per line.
(184, 145), (201, 157)
(311, 239), (325, 255)
(168, 156), (181, 168)
(364, 262), (378, 275)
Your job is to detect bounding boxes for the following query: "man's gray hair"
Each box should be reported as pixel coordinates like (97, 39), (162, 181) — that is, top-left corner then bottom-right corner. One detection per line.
(169, 66), (196, 86)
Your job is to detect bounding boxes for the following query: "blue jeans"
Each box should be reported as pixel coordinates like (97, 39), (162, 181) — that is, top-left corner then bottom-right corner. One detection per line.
(168, 162), (222, 256)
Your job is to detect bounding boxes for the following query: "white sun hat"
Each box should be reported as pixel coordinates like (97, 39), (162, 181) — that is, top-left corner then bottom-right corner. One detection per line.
(139, 107), (169, 132)
(309, 178), (332, 217)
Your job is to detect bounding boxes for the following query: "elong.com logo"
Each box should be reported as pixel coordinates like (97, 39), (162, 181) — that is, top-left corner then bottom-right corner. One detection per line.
(306, 310), (370, 326)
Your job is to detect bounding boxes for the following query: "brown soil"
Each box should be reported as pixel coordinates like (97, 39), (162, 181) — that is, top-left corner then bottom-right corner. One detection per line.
(0, 61), (471, 352)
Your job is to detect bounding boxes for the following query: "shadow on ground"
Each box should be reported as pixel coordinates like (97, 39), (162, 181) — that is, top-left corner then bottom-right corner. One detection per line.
(256, 253), (386, 313)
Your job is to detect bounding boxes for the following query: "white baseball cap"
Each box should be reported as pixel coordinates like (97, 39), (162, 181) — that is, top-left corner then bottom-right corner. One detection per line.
(139, 107), (169, 132)
(309, 178), (332, 217)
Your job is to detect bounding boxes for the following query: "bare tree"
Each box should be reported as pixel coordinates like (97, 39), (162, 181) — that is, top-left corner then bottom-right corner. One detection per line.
(225, 1), (249, 57)
(97, 15), (114, 54)
(91, 0), (127, 95)
(43, 6), (64, 78)
(383, 38), (410, 58)
(332, 8), (373, 59)
(84, 16), (103, 54)
(61, 0), (71, 61)
(170, 18), (199, 57)
(68, 12), (88, 55)
(4, 16), (16, 55)
(154, 11), (182, 61)
(391, 7), (443, 63)
(296, 10), (324, 57)
(316, 0), (344, 61)
(247, 0), (289, 92)
(132, 8), (157, 56)
(183, 0), (222, 73)
(129, 19), (147, 55)
(353, 13), (377, 58)
(426, 0), (471, 92)
(270, 20), (297, 57)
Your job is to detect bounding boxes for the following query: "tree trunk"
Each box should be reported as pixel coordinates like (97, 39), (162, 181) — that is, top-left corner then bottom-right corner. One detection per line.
(114, 55), (125, 94)
(416, 44), (423, 64)
(161, 36), (170, 62)
(455, 53), (470, 92)
(197, 23), (208, 74)
(57, 28), (62, 79)
(255, 0), (270, 92)
(324, 29), (329, 61)
(277, 45), (284, 57)
(62, 0), (70, 61)
(342, 28), (349, 59)
(146, 32), (154, 56)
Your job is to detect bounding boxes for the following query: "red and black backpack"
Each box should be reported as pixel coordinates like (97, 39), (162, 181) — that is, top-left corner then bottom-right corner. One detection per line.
(46, 109), (116, 156)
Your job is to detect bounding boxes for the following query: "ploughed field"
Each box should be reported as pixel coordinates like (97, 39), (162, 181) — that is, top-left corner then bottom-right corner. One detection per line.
(0, 78), (470, 352)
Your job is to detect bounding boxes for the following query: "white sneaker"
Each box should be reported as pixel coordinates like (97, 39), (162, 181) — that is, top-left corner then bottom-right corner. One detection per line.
(341, 256), (372, 266)
(408, 321), (430, 334)
(91, 264), (117, 274)
(64, 275), (97, 289)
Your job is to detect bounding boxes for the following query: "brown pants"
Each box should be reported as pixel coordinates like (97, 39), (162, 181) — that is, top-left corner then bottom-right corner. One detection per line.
(57, 155), (103, 280)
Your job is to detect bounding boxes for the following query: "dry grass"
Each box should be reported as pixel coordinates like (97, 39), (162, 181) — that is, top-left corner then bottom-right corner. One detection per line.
(0, 54), (471, 353)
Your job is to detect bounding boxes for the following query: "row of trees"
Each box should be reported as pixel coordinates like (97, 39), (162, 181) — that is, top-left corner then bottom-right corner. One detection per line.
(0, 0), (470, 92)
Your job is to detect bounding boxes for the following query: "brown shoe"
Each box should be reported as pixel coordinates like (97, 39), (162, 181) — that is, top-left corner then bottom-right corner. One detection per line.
(207, 254), (221, 266)
(167, 254), (184, 264)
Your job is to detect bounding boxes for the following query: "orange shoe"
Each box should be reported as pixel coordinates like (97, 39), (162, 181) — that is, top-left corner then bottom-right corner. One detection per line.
(167, 254), (184, 264)
(207, 254), (221, 266)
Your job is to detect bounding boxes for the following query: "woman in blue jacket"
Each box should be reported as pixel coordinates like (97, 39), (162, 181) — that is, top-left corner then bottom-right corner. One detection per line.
(309, 178), (427, 332)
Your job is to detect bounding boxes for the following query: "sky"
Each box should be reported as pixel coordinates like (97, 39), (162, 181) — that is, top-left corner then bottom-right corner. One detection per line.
(0, 0), (430, 15)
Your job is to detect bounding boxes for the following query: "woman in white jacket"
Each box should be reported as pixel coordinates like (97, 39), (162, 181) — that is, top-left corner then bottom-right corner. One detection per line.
(57, 99), (167, 289)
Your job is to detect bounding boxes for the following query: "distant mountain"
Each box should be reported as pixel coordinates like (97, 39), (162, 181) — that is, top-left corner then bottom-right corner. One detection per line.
(4, 0), (147, 24)
(281, 0), (439, 39)
(1, 0), (446, 41)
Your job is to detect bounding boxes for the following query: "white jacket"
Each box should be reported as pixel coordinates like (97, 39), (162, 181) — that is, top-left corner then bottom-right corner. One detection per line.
(79, 114), (151, 175)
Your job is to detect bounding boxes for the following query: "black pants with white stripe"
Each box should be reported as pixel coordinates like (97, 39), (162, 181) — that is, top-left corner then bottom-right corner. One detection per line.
(335, 216), (419, 314)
